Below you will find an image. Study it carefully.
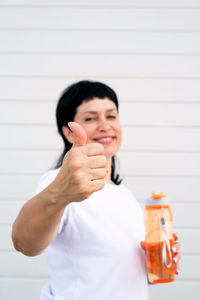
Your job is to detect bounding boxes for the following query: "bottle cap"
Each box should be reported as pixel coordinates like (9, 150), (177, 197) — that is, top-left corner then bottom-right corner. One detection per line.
(152, 192), (166, 199)
(145, 192), (169, 206)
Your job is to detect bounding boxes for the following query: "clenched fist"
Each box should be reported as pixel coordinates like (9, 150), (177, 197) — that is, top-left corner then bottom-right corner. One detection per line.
(50, 122), (107, 204)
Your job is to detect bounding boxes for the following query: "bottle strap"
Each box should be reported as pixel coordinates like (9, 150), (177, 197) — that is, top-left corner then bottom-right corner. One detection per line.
(161, 217), (173, 268)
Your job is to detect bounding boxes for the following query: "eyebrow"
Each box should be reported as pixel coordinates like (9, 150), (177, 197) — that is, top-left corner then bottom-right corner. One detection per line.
(83, 108), (117, 114)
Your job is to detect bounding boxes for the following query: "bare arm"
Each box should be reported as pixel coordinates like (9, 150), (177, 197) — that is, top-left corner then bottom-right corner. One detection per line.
(12, 184), (69, 256)
(12, 122), (107, 256)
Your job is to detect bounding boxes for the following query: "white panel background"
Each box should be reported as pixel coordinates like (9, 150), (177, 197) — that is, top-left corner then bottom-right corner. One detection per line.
(0, 0), (199, 299)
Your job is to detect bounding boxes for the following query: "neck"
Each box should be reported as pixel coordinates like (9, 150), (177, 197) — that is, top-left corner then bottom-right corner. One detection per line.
(105, 158), (112, 183)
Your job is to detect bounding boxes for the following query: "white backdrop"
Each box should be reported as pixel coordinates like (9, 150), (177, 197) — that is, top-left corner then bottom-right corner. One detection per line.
(0, 0), (200, 299)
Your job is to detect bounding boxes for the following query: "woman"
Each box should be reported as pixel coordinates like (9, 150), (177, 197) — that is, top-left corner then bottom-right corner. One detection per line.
(12, 81), (180, 300)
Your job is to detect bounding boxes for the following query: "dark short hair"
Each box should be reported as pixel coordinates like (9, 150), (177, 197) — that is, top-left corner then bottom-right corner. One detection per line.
(55, 80), (122, 185)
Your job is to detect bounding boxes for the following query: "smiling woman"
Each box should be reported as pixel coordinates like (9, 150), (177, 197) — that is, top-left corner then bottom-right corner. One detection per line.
(55, 81), (122, 185)
(64, 98), (122, 161)
(12, 80), (180, 300)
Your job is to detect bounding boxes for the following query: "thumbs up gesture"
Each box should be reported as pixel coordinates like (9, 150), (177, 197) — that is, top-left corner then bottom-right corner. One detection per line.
(51, 122), (107, 204)
(68, 122), (87, 148)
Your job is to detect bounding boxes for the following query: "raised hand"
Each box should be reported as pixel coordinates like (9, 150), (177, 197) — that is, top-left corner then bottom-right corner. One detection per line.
(50, 122), (107, 204)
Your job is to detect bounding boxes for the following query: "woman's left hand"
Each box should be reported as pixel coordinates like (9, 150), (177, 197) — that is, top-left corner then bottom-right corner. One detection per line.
(171, 233), (181, 275)
(141, 232), (181, 276)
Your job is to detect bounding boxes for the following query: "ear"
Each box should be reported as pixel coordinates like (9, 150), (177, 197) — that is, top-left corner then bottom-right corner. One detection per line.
(61, 125), (73, 144)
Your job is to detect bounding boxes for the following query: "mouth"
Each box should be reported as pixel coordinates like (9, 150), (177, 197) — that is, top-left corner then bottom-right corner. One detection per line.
(93, 136), (116, 145)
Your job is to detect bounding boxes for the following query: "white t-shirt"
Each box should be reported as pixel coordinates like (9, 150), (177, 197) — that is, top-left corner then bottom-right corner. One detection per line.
(34, 168), (148, 300)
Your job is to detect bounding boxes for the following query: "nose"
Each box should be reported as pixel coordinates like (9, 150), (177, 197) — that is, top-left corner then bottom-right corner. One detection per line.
(97, 117), (110, 131)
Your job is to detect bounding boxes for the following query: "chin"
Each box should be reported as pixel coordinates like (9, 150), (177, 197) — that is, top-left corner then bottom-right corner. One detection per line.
(103, 149), (117, 159)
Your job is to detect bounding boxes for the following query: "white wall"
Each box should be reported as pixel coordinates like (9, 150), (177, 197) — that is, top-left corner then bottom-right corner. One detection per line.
(0, 0), (200, 299)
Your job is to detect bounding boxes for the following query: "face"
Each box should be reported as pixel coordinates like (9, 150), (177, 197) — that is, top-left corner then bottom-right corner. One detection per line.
(73, 97), (122, 159)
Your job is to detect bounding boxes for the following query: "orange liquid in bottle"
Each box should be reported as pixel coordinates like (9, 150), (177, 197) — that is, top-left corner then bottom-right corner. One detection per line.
(145, 239), (176, 283)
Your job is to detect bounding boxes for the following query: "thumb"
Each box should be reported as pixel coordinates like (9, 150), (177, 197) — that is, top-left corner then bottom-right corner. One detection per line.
(68, 122), (87, 147)
(140, 241), (146, 251)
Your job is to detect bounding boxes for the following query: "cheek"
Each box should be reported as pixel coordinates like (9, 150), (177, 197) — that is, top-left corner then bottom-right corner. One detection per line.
(81, 125), (96, 141)
(113, 124), (122, 148)
(115, 124), (122, 139)
(117, 130), (122, 146)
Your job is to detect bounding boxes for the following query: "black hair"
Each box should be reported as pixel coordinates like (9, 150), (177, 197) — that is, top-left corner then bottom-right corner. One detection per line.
(55, 80), (122, 185)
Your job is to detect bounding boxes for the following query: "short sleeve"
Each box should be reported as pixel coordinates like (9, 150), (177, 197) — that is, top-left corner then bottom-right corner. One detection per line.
(33, 168), (60, 196)
(33, 168), (69, 234)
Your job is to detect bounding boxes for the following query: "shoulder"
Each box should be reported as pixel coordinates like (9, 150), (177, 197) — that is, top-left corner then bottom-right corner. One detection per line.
(115, 183), (143, 210)
(115, 183), (137, 199)
(33, 168), (61, 196)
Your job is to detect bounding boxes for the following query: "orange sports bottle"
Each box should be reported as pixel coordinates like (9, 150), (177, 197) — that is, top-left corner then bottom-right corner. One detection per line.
(144, 192), (176, 283)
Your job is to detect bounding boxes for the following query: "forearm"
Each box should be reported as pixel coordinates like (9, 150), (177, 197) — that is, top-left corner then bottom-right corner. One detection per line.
(12, 136), (107, 256)
(12, 185), (70, 256)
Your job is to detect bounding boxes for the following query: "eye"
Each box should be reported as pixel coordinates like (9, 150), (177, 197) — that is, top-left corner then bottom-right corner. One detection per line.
(85, 117), (95, 122)
(107, 115), (116, 119)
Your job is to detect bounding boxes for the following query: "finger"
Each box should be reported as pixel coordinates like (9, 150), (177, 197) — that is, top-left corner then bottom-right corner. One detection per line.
(89, 168), (107, 180)
(173, 253), (181, 264)
(172, 242), (181, 253)
(68, 122), (87, 147)
(88, 155), (107, 169)
(85, 142), (105, 156)
(88, 179), (105, 192)
(173, 233), (179, 241)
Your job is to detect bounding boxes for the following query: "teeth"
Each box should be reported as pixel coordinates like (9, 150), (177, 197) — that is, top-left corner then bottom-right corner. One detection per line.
(97, 138), (112, 142)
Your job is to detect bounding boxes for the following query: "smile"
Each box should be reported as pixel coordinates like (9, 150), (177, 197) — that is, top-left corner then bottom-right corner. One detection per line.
(93, 136), (115, 144)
